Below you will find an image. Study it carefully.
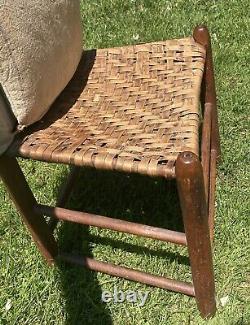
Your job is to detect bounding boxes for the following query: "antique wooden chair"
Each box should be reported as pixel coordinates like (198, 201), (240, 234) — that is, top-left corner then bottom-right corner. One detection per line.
(0, 25), (220, 319)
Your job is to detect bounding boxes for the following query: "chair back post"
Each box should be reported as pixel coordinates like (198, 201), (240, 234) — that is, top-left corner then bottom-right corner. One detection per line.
(193, 25), (221, 160)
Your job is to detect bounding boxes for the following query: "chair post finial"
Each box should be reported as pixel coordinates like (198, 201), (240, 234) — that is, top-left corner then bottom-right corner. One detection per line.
(193, 25), (211, 47)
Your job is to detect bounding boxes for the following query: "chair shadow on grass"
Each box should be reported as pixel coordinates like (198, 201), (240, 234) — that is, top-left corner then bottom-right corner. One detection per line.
(55, 166), (189, 325)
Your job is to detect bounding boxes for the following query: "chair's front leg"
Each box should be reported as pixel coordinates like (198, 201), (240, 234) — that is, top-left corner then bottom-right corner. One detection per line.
(176, 151), (216, 319)
(0, 156), (58, 265)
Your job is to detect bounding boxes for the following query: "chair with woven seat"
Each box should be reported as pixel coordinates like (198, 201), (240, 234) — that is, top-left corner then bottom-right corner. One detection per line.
(0, 2), (220, 319)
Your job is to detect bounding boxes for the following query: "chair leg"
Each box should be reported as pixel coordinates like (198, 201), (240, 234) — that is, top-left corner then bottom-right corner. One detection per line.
(193, 25), (221, 161)
(0, 156), (58, 264)
(208, 148), (217, 242)
(176, 151), (216, 319)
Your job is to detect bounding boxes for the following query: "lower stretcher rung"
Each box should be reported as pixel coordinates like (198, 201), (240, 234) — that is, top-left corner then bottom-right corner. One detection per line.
(58, 253), (195, 297)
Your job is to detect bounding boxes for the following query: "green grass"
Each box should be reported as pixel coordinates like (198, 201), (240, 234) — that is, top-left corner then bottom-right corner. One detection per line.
(0, 0), (249, 324)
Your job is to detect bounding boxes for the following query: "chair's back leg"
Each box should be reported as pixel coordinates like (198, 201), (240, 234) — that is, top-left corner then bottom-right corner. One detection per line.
(208, 148), (217, 242)
(193, 25), (221, 161)
(176, 151), (216, 319)
(0, 156), (58, 264)
(193, 25), (221, 241)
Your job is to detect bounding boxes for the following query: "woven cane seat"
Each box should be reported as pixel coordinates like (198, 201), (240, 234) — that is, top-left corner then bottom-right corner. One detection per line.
(8, 37), (206, 178)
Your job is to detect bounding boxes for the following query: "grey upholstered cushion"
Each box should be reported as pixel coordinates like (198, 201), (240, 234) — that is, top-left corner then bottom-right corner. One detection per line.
(0, 0), (83, 129)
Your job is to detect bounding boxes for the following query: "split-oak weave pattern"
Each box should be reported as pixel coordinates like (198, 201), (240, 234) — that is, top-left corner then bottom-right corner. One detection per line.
(9, 37), (206, 178)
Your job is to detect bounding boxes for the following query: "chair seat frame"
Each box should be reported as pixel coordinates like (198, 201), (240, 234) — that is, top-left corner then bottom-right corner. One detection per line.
(0, 25), (220, 319)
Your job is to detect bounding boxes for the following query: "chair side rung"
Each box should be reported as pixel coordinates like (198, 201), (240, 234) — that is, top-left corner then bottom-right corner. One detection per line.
(35, 204), (187, 246)
(58, 253), (195, 297)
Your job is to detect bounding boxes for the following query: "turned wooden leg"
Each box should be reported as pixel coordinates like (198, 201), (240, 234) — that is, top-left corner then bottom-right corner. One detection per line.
(176, 151), (216, 318)
(194, 25), (221, 241)
(208, 148), (217, 242)
(193, 25), (221, 161)
(48, 166), (80, 231)
(0, 156), (58, 264)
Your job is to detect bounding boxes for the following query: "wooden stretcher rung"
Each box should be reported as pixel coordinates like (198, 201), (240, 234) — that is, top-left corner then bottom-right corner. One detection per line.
(35, 204), (187, 246)
(58, 253), (195, 297)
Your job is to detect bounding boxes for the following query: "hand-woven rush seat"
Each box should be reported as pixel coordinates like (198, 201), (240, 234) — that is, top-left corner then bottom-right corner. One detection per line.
(8, 37), (206, 178)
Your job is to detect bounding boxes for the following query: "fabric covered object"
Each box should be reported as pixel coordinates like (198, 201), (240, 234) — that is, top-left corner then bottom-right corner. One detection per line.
(0, 88), (16, 155)
(0, 0), (83, 128)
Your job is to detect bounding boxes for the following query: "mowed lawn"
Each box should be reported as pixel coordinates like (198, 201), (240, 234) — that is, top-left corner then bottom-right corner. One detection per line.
(0, 0), (249, 324)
